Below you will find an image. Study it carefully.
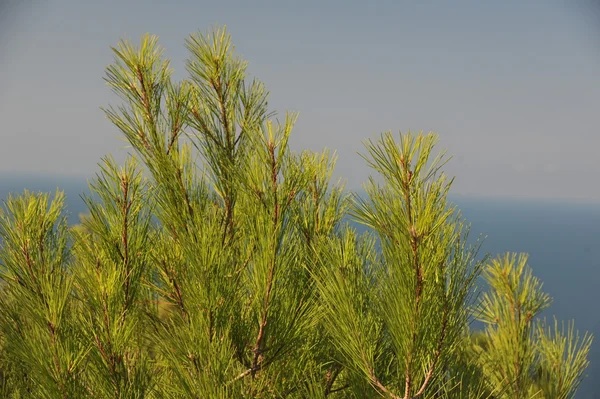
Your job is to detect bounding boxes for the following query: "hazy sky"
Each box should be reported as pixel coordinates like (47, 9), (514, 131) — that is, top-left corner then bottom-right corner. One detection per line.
(1, 0), (599, 202)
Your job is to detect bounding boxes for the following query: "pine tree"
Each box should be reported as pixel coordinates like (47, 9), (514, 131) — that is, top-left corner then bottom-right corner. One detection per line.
(0, 26), (592, 398)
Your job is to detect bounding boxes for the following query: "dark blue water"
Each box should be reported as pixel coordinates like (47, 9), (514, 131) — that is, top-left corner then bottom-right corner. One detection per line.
(2, 176), (600, 397)
(456, 197), (600, 397)
(0, 174), (91, 225)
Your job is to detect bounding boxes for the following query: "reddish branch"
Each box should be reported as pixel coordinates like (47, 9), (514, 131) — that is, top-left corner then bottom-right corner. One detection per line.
(190, 107), (221, 148)
(121, 175), (132, 313)
(414, 300), (449, 397)
(368, 367), (402, 399)
(251, 140), (279, 378)
(136, 68), (156, 152)
(166, 90), (184, 155)
(190, 82), (236, 243)
(324, 365), (343, 396)
(252, 258), (275, 377)
(402, 163), (424, 398)
(161, 260), (188, 321)
(22, 243), (42, 299)
(209, 74), (233, 154)
(48, 321), (68, 399)
(175, 167), (195, 221)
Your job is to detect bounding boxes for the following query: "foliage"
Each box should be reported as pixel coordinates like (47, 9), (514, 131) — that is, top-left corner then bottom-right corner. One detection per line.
(0, 27), (592, 398)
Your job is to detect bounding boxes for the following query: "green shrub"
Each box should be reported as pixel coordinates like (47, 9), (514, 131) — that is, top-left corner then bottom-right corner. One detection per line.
(0, 27), (591, 399)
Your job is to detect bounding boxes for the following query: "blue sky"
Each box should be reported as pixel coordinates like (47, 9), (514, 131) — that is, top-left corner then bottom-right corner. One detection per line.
(1, 0), (599, 202)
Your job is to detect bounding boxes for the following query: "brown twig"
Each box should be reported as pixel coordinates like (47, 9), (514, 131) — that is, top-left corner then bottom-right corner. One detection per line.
(324, 365), (343, 396)
(368, 367), (401, 399)
(251, 140), (280, 378)
(414, 299), (449, 397)
(404, 167), (423, 398)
